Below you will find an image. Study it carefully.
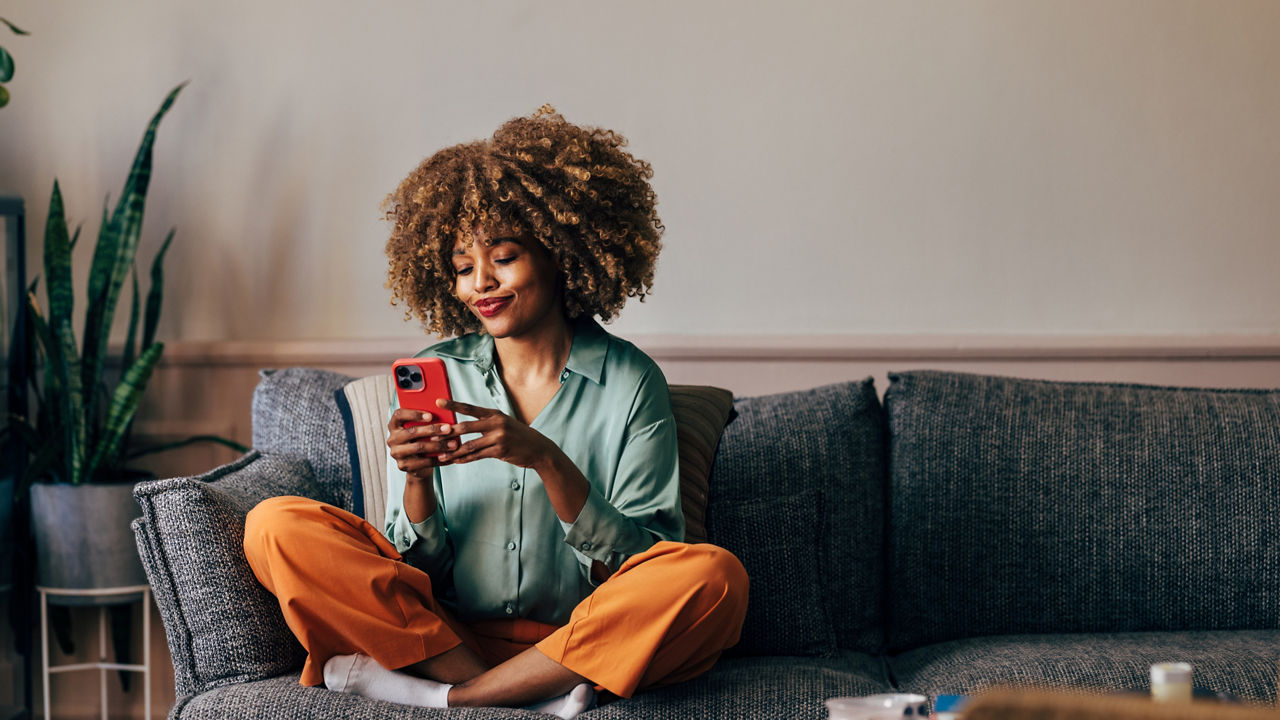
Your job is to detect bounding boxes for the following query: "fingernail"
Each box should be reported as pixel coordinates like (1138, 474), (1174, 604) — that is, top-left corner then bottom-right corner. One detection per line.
(422, 412), (433, 421)
(440, 425), (450, 433)
(448, 441), (458, 449)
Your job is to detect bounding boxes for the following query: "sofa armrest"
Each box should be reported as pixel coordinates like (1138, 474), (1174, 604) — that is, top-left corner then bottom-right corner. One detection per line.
(133, 450), (318, 697)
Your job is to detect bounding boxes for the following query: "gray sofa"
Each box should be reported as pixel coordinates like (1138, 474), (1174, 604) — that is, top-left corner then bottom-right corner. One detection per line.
(132, 368), (1280, 719)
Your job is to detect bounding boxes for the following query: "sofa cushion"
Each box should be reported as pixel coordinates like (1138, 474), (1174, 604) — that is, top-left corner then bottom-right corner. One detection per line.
(884, 370), (1280, 651)
(587, 652), (889, 720)
(334, 374), (397, 529)
(252, 367), (355, 510)
(708, 379), (886, 654)
(889, 630), (1280, 704)
(667, 384), (735, 544)
(172, 673), (537, 719)
(133, 452), (315, 697)
(709, 489), (835, 657)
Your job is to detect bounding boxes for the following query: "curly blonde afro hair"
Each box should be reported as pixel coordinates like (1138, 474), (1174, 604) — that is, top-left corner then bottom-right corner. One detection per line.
(384, 105), (664, 338)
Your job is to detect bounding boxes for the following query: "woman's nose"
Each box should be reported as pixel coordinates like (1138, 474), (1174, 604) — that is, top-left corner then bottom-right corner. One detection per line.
(472, 260), (498, 292)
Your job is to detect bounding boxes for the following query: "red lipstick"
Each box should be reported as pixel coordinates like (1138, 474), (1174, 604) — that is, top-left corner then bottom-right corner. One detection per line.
(475, 297), (511, 317)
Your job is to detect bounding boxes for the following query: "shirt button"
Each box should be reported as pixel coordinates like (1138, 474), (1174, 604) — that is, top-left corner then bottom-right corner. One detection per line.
(579, 542), (592, 551)
(507, 541), (517, 551)
(560, 370), (570, 382)
(504, 603), (514, 615)
(510, 480), (520, 491)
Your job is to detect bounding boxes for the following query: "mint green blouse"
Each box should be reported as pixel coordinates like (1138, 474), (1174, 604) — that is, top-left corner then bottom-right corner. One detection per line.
(383, 318), (684, 626)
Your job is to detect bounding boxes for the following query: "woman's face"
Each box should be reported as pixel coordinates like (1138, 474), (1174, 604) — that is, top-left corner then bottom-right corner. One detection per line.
(451, 225), (564, 339)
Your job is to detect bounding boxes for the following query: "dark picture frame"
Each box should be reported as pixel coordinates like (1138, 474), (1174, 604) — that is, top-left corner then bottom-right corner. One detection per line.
(0, 195), (28, 720)
(2, 195), (27, 483)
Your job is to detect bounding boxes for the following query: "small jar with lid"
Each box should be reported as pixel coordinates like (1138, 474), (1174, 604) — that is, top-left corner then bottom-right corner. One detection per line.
(1150, 662), (1192, 703)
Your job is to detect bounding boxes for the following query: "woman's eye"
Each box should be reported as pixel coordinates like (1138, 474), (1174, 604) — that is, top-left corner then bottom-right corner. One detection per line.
(494, 255), (517, 265)
(455, 267), (473, 276)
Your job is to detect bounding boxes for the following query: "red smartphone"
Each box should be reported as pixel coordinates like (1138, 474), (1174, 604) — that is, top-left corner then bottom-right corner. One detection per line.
(392, 358), (457, 430)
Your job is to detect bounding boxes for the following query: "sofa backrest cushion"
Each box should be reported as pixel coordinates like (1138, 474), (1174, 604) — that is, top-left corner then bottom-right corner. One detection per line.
(884, 370), (1280, 651)
(252, 367), (355, 510)
(707, 379), (886, 655)
(133, 451), (315, 696)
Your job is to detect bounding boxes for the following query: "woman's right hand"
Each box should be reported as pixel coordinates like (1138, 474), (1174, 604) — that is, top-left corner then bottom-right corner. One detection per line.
(388, 409), (459, 523)
(387, 408), (459, 482)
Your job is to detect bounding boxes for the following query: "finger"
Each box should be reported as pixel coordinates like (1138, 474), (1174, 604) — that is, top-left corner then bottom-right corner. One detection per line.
(407, 423), (452, 437)
(395, 455), (439, 473)
(445, 444), (503, 465)
(436, 436), (491, 464)
(446, 419), (491, 436)
(439, 398), (497, 418)
(389, 409), (434, 430)
(413, 438), (459, 455)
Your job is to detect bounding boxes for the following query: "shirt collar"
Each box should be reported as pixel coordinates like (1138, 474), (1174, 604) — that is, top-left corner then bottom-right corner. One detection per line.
(429, 316), (608, 385)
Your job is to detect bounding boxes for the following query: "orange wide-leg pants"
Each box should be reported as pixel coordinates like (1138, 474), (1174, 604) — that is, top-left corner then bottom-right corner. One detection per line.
(243, 496), (749, 698)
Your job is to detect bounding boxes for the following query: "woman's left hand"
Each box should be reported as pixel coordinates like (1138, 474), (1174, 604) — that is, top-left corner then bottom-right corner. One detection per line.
(434, 398), (556, 469)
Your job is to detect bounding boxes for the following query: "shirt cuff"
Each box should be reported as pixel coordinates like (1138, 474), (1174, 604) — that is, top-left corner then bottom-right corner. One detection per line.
(560, 486), (636, 569)
(407, 510), (449, 559)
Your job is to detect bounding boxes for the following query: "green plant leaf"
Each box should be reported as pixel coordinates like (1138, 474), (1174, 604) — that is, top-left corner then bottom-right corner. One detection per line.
(122, 266), (141, 375)
(0, 18), (31, 35)
(70, 223), (81, 251)
(44, 181), (75, 352)
(42, 180), (87, 481)
(81, 82), (184, 434)
(0, 46), (12, 83)
(83, 342), (163, 481)
(0, 84), (9, 108)
(26, 292), (81, 483)
(142, 228), (173, 348)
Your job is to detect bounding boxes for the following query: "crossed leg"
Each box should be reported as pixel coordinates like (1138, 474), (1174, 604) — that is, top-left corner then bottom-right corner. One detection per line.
(244, 496), (748, 710)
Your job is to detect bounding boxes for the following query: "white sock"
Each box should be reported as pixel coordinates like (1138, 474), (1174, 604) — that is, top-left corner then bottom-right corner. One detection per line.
(526, 683), (597, 719)
(323, 653), (452, 708)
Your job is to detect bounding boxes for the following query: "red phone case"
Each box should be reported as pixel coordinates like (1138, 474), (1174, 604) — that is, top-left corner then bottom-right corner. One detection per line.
(392, 358), (457, 429)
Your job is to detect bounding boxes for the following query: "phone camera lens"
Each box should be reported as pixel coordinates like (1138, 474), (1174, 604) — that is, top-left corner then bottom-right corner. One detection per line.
(410, 371), (423, 383)
(396, 366), (410, 377)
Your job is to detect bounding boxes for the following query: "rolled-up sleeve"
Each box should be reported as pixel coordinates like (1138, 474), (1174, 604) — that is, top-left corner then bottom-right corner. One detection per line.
(560, 404), (684, 578)
(384, 409), (455, 581)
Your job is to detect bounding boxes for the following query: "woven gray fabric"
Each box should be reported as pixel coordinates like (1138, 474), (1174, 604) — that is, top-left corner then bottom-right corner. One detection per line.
(173, 654), (887, 719)
(133, 451), (316, 697)
(884, 370), (1280, 651)
(252, 367), (356, 509)
(587, 653), (889, 720)
(890, 630), (1280, 704)
(708, 489), (835, 657)
(708, 379), (885, 654)
(173, 674), (552, 719)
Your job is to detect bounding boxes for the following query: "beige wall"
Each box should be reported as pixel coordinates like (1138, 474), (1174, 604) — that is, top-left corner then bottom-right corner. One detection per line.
(1, 1), (1278, 345)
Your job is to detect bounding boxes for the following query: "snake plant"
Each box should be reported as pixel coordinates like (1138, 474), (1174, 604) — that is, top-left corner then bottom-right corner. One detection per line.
(7, 82), (244, 487)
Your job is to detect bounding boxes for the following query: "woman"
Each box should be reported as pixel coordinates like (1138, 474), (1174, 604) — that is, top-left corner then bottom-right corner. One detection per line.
(244, 106), (749, 717)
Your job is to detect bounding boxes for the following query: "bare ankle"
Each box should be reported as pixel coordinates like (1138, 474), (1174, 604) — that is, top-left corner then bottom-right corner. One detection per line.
(408, 646), (488, 685)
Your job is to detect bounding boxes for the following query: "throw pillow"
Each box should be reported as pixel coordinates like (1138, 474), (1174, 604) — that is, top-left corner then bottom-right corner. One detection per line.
(667, 384), (735, 543)
(334, 374), (396, 530)
(251, 367), (355, 509)
(133, 451), (315, 697)
(708, 379), (886, 655)
(707, 487), (837, 657)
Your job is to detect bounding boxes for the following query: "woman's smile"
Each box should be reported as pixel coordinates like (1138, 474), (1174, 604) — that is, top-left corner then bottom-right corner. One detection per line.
(474, 296), (512, 317)
(452, 227), (563, 339)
